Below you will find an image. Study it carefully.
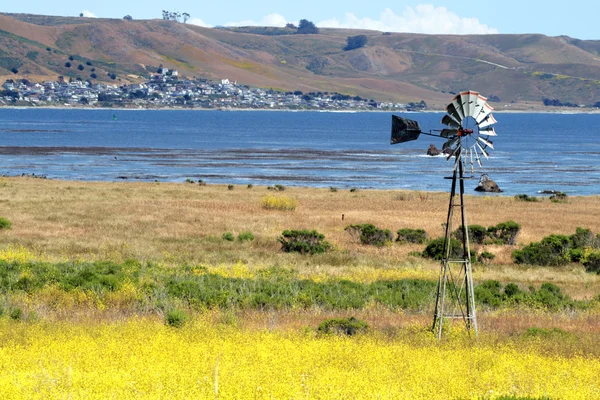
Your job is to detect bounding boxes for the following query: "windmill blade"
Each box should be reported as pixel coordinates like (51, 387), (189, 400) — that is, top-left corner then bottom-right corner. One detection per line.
(459, 91), (480, 117)
(476, 142), (489, 159)
(478, 126), (497, 136)
(451, 95), (465, 121)
(474, 150), (483, 167)
(478, 114), (497, 129)
(441, 114), (461, 129)
(446, 103), (464, 123)
(468, 148), (475, 173)
(477, 136), (494, 150)
(441, 128), (459, 138)
(453, 149), (463, 170)
(443, 137), (459, 151)
(446, 144), (461, 162)
(475, 101), (494, 124)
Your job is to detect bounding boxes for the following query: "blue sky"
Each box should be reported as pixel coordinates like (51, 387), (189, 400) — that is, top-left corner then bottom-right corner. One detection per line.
(3, 1), (599, 40)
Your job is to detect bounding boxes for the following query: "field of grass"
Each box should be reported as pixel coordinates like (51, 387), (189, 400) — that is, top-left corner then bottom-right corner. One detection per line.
(1, 177), (599, 399)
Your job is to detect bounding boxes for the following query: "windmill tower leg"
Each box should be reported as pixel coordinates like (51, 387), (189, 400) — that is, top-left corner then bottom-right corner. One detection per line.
(432, 158), (478, 339)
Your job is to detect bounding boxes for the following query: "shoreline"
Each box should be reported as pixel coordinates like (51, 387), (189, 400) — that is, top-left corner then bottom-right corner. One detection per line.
(1, 104), (600, 114)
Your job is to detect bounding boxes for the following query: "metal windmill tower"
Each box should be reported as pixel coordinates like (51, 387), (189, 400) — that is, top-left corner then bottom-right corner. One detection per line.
(390, 91), (498, 339)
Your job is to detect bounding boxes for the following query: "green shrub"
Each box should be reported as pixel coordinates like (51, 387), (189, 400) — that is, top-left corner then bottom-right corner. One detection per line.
(247, 184), (253, 189)
(533, 283), (568, 309)
(514, 194), (539, 202)
(550, 192), (568, 203)
(474, 280), (503, 307)
(513, 234), (571, 266)
(237, 231), (255, 242)
(222, 232), (235, 242)
(567, 248), (584, 263)
(569, 227), (594, 249)
(274, 184), (285, 191)
(453, 224), (487, 244)
(345, 224), (393, 247)
(185, 178), (194, 183)
(0, 217), (12, 230)
(478, 251), (495, 263)
(422, 237), (464, 260)
(198, 179), (206, 186)
(524, 327), (569, 338)
(349, 188), (357, 193)
(583, 252), (600, 274)
(396, 228), (428, 244)
(165, 309), (188, 327)
(9, 307), (23, 320)
(486, 220), (521, 245)
(278, 230), (331, 254)
(329, 187), (337, 192)
(317, 317), (368, 336)
(227, 184), (234, 190)
(503, 283), (521, 298)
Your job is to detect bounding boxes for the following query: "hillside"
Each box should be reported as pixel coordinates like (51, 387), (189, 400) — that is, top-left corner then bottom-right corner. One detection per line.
(1, 12), (600, 108)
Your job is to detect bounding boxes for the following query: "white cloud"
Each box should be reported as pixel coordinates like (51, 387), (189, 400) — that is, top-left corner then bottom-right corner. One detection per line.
(320, 5), (498, 35)
(81, 10), (97, 18)
(189, 18), (211, 27)
(224, 13), (288, 27)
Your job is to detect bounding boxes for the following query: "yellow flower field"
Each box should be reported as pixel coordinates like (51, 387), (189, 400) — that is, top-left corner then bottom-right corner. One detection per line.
(0, 318), (598, 399)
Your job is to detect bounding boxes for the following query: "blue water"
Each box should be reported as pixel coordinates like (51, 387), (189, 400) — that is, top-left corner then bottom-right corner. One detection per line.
(0, 108), (599, 196)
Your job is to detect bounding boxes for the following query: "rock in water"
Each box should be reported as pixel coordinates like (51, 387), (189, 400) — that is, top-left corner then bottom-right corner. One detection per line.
(427, 144), (440, 156)
(475, 173), (502, 193)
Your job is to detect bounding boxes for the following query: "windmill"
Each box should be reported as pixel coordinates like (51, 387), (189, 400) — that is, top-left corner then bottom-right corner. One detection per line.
(390, 91), (498, 339)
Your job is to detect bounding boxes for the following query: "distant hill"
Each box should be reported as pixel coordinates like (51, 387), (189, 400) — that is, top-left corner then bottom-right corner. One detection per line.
(1, 12), (600, 109)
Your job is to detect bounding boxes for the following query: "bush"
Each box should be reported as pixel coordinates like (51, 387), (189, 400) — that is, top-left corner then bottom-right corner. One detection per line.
(247, 184), (253, 189)
(237, 231), (255, 242)
(9, 307), (23, 321)
(344, 35), (368, 51)
(329, 187), (337, 192)
(317, 317), (368, 336)
(514, 194), (539, 202)
(478, 251), (495, 263)
(570, 227), (594, 249)
(198, 179), (206, 186)
(349, 188), (357, 193)
(422, 237), (464, 260)
(227, 184), (234, 190)
(453, 224), (487, 245)
(396, 228), (428, 244)
(550, 192), (568, 203)
(279, 230), (331, 254)
(261, 195), (298, 211)
(487, 220), (521, 245)
(0, 217), (12, 229)
(567, 248), (584, 263)
(583, 252), (600, 274)
(474, 280), (503, 307)
(274, 184), (285, 191)
(503, 283), (521, 298)
(222, 232), (235, 241)
(513, 234), (571, 266)
(165, 309), (188, 327)
(345, 224), (393, 247)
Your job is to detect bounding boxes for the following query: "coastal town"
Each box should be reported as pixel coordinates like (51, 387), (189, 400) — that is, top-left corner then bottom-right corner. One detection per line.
(0, 69), (424, 111)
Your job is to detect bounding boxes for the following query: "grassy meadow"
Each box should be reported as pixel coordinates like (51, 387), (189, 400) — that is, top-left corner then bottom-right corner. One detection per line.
(1, 177), (600, 399)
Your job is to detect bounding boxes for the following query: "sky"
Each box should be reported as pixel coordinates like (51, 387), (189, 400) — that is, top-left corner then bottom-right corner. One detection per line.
(2, 1), (599, 40)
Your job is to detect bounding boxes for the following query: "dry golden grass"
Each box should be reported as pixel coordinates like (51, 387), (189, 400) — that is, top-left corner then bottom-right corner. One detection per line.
(1, 178), (599, 297)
